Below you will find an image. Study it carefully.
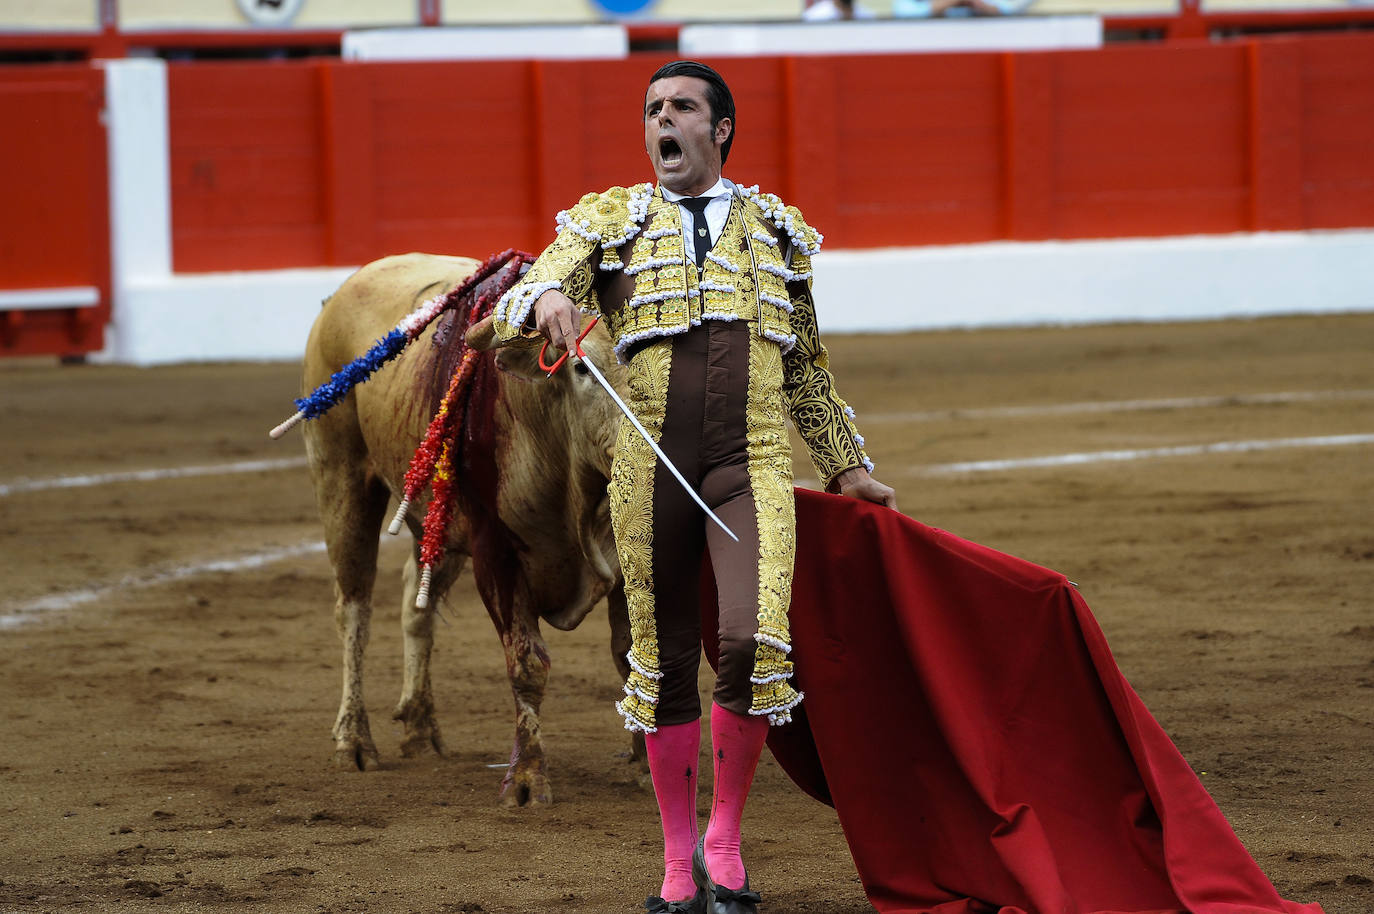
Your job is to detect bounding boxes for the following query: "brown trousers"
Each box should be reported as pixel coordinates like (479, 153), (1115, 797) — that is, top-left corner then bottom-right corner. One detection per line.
(634, 321), (769, 726)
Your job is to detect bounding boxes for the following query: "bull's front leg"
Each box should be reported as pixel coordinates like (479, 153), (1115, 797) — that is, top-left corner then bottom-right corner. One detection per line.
(393, 550), (450, 758)
(500, 608), (552, 807)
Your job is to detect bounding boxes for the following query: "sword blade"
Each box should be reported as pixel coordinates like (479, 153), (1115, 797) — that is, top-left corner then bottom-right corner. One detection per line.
(575, 352), (739, 544)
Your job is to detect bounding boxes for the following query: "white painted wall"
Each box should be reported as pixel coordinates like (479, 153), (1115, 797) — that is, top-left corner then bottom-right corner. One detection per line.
(104, 268), (357, 364)
(118, 0), (420, 29)
(104, 60), (171, 283)
(0, 287), (100, 309)
(810, 230), (1374, 333)
(101, 229), (1374, 365)
(341, 25), (629, 60)
(101, 58), (173, 364)
(680, 15), (1102, 56)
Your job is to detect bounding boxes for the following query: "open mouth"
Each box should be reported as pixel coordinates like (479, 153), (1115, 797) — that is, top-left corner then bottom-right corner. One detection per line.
(658, 136), (683, 167)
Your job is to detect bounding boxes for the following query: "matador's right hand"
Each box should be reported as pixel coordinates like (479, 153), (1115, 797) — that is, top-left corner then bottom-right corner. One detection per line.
(533, 288), (583, 355)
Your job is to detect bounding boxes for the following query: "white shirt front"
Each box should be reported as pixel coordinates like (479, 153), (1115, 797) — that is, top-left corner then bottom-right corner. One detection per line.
(660, 177), (733, 267)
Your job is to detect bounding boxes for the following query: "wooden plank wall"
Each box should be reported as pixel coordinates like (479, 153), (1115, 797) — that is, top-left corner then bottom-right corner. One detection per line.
(164, 34), (1374, 273)
(0, 64), (110, 356)
(2, 31), (1371, 355)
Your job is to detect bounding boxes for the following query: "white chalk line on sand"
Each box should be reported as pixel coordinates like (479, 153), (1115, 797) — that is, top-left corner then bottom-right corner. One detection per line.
(916, 433), (1374, 476)
(0, 541), (329, 630)
(2, 390), (1368, 498)
(2, 391), (1369, 628)
(864, 389), (1374, 424)
(6, 433), (1371, 631)
(0, 456), (310, 498)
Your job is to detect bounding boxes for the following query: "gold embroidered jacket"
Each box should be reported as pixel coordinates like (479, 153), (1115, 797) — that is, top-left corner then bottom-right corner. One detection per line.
(494, 182), (873, 488)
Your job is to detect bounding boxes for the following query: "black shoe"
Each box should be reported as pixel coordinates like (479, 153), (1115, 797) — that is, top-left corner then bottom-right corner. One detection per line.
(644, 888), (707, 914)
(692, 837), (763, 914)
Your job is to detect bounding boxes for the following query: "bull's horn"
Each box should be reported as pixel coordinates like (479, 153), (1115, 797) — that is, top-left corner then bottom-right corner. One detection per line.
(464, 314), (498, 351)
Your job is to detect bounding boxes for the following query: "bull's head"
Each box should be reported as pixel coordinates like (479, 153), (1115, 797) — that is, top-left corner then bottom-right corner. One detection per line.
(466, 314), (626, 483)
(466, 314), (627, 625)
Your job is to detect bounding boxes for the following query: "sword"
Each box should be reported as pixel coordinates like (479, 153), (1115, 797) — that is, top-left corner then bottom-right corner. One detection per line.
(542, 335), (738, 543)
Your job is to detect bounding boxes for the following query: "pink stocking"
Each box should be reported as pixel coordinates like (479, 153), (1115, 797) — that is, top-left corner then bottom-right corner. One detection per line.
(704, 702), (769, 890)
(645, 719), (701, 901)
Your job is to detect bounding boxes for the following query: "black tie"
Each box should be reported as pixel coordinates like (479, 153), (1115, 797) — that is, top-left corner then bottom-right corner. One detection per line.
(680, 196), (714, 271)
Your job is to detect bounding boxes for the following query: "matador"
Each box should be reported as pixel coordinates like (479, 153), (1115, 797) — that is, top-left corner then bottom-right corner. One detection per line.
(492, 61), (897, 914)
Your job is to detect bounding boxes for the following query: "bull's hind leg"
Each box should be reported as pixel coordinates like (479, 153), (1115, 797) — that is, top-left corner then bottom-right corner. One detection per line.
(304, 430), (391, 772)
(394, 546), (462, 757)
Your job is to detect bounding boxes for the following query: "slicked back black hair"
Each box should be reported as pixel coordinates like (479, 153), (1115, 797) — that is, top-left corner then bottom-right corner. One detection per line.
(647, 60), (735, 166)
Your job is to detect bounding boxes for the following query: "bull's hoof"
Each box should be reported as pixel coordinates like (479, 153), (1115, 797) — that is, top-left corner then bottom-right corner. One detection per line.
(398, 724), (446, 759)
(500, 766), (552, 807)
(393, 699), (446, 758)
(332, 709), (380, 772)
(332, 740), (381, 772)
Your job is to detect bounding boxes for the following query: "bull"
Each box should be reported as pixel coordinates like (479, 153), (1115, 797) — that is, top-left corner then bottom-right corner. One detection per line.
(301, 252), (630, 806)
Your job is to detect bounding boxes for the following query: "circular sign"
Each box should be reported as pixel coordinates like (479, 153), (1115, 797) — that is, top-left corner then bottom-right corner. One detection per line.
(590, 0), (658, 14)
(234, 0), (307, 27)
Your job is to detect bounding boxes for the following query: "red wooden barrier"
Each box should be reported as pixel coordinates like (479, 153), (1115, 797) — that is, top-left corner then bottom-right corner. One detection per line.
(0, 64), (109, 357)
(1294, 39), (1374, 228)
(169, 61), (329, 272)
(164, 33), (1374, 274)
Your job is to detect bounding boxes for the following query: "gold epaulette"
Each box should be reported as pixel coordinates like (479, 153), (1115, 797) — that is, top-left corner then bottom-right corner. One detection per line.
(737, 185), (823, 258)
(557, 184), (655, 272)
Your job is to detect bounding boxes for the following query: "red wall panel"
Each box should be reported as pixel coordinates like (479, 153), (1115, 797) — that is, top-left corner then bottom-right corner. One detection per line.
(161, 34), (1374, 275)
(1247, 41), (1302, 231)
(528, 58), (654, 251)
(1296, 36), (1374, 229)
(0, 68), (107, 289)
(0, 64), (109, 356)
(365, 61), (540, 256)
(698, 56), (789, 203)
(1049, 44), (1250, 237)
(169, 61), (328, 271)
(829, 54), (1006, 247)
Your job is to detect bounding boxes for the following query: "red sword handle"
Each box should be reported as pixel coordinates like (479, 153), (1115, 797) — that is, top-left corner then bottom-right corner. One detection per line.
(538, 316), (599, 375)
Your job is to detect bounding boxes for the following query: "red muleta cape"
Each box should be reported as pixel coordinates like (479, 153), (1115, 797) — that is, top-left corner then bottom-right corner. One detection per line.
(701, 488), (1322, 914)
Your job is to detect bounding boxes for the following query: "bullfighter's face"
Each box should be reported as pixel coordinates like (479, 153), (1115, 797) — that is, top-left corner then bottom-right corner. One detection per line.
(644, 75), (731, 197)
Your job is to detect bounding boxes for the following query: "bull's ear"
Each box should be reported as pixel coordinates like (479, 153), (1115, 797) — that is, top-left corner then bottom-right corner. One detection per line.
(466, 314), (545, 356)
(493, 343), (547, 380)
(465, 314), (498, 350)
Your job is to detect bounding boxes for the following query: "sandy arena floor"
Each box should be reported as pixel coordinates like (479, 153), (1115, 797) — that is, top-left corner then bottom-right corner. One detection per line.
(0, 314), (1371, 913)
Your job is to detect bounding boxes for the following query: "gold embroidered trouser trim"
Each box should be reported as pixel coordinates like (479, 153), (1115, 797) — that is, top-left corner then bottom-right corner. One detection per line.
(743, 332), (802, 723)
(609, 339), (673, 733)
(610, 322), (800, 733)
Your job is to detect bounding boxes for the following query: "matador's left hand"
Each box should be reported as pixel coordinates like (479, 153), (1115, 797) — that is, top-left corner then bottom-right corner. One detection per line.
(835, 467), (898, 511)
